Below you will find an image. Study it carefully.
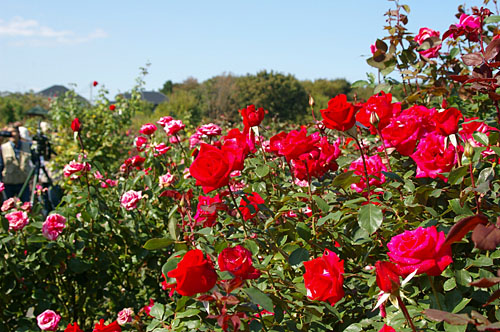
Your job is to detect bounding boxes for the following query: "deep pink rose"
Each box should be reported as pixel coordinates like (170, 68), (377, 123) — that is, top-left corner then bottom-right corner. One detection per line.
(5, 210), (28, 231)
(218, 245), (261, 280)
(303, 249), (344, 306)
(0, 182), (4, 192)
(1, 197), (19, 212)
(159, 172), (175, 188)
(411, 133), (457, 180)
(37, 309), (61, 331)
(379, 325), (396, 332)
(349, 154), (387, 193)
(139, 123), (157, 135)
(320, 94), (358, 132)
(42, 214), (66, 241)
(414, 27), (441, 58)
(189, 132), (203, 149)
(167, 249), (218, 296)
(120, 190), (142, 210)
(239, 192), (265, 221)
(134, 136), (148, 152)
(387, 226), (452, 276)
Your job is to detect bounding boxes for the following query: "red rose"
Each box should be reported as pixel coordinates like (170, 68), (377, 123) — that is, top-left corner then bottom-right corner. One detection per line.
(278, 126), (320, 162)
(167, 249), (217, 296)
(65, 322), (83, 332)
(433, 107), (462, 136)
(382, 114), (423, 156)
(267, 132), (287, 155)
(134, 136), (148, 152)
(303, 249), (344, 306)
(194, 194), (227, 227)
(379, 324), (396, 332)
(190, 143), (236, 193)
(93, 319), (121, 332)
(240, 104), (265, 128)
(387, 226), (452, 276)
(139, 123), (157, 136)
(218, 245), (261, 280)
(71, 118), (81, 132)
(320, 94), (358, 132)
(109, 105), (116, 111)
(375, 261), (401, 294)
(239, 192), (265, 221)
(411, 133), (457, 180)
(356, 92), (400, 134)
(92, 81), (98, 87)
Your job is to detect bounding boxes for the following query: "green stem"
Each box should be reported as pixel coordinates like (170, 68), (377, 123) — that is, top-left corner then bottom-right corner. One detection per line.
(428, 275), (443, 310)
(227, 185), (248, 238)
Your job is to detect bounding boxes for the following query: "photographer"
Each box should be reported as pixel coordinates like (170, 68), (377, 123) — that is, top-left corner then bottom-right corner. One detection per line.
(0, 124), (33, 202)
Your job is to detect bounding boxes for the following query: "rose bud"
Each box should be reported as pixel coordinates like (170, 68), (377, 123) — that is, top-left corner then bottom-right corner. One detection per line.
(375, 261), (401, 294)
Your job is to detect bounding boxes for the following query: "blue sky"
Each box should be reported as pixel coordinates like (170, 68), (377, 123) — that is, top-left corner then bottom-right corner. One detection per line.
(0, 0), (488, 98)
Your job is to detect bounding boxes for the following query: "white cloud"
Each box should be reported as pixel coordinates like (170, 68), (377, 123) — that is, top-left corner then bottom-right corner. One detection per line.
(0, 16), (108, 46)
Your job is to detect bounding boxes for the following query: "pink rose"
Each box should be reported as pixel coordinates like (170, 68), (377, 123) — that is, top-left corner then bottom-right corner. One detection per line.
(139, 123), (157, 135)
(120, 190), (142, 210)
(116, 308), (134, 325)
(387, 226), (452, 276)
(42, 214), (66, 241)
(159, 172), (175, 188)
(63, 161), (91, 179)
(414, 27), (441, 58)
(189, 132), (203, 149)
(349, 154), (387, 193)
(411, 133), (457, 180)
(164, 119), (185, 136)
(5, 210), (28, 231)
(198, 123), (222, 137)
(1, 197), (19, 212)
(36, 309), (61, 331)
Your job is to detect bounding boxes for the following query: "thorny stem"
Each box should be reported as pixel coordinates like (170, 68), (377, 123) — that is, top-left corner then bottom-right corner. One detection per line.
(227, 185), (248, 238)
(397, 295), (418, 332)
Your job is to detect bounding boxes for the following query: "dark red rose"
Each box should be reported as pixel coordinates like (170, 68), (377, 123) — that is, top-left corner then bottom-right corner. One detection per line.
(71, 118), (81, 132)
(356, 92), (400, 134)
(240, 104), (265, 128)
(218, 245), (261, 280)
(92, 319), (121, 332)
(167, 249), (217, 296)
(65, 322), (83, 332)
(320, 94), (358, 131)
(92, 81), (98, 87)
(375, 261), (401, 294)
(279, 126), (320, 162)
(190, 143), (236, 193)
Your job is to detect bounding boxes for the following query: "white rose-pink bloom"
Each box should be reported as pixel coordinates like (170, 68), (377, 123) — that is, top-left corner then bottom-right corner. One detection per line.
(117, 307), (134, 325)
(36, 309), (61, 331)
(164, 119), (185, 136)
(42, 214), (66, 241)
(6, 210), (28, 231)
(63, 160), (91, 179)
(121, 190), (143, 210)
(159, 172), (175, 188)
(157, 116), (173, 127)
(198, 123), (222, 137)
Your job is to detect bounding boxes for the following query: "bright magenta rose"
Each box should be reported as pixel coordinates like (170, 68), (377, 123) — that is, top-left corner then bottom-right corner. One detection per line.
(190, 143), (236, 193)
(411, 133), (457, 180)
(356, 92), (400, 134)
(375, 261), (401, 294)
(303, 249), (344, 306)
(120, 190), (143, 210)
(387, 226), (452, 276)
(93, 319), (122, 332)
(42, 214), (66, 241)
(6, 210), (28, 231)
(320, 94), (358, 132)
(349, 154), (387, 193)
(218, 245), (261, 280)
(139, 123), (157, 136)
(167, 249), (218, 296)
(240, 104), (265, 128)
(37, 309), (61, 331)
(239, 192), (265, 221)
(379, 324), (396, 332)
(433, 107), (463, 136)
(414, 27), (441, 58)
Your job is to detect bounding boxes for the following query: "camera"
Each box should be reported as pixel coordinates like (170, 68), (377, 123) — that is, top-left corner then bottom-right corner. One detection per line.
(0, 130), (13, 138)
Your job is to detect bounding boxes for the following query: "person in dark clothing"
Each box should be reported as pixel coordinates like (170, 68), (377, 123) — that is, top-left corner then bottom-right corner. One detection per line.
(0, 125), (32, 202)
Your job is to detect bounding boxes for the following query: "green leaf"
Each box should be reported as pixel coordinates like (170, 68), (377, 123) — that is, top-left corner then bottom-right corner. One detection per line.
(150, 303), (165, 320)
(289, 247), (309, 266)
(144, 238), (174, 250)
(27, 235), (47, 243)
(162, 257), (181, 276)
(485, 15), (500, 23)
(243, 287), (274, 313)
(296, 222), (312, 241)
(448, 166), (468, 185)
(381, 171), (404, 183)
(444, 278), (456, 291)
(351, 80), (368, 88)
(255, 165), (270, 178)
(168, 217), (180, 240)
(332, 171), (359, 189)
(473, 132), (489, 146)
(358, 204), (383, 234)
(374, 83), (390, 94)
(0, 217), (9, 232)
(312, 195), (329, 213)
(450, 47), (459, 59)
(68, 258), (92, 274)
(175, 309), (200, 319)
(477, 167), (494, 185)
(452, 298), (471, 314)
(449, 199), (474, 216)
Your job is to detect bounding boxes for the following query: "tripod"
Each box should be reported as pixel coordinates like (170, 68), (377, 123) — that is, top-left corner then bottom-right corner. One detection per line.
(19, 149), (54, 214)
